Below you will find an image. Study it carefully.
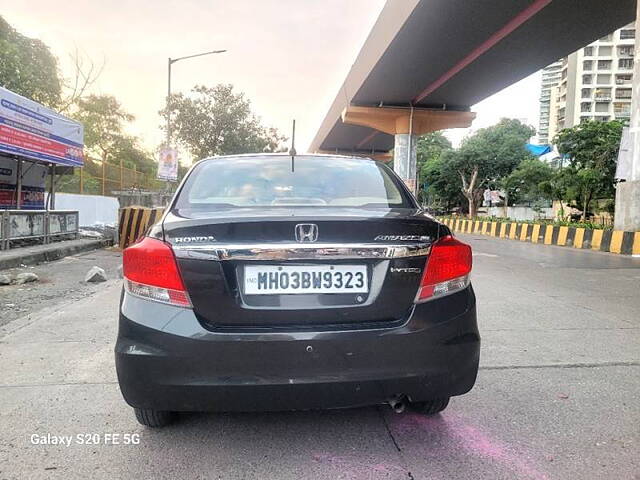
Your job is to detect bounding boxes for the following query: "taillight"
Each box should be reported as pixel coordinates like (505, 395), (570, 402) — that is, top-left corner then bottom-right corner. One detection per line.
(123, 237), (191, 308)
(415, 235), (472, 303)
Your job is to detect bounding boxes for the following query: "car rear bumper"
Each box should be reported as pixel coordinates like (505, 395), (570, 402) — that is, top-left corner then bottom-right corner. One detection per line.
(115, 287), (479, 412)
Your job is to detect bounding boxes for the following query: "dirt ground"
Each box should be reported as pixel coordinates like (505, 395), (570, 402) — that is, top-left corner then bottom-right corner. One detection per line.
(0, 248), (122, 328)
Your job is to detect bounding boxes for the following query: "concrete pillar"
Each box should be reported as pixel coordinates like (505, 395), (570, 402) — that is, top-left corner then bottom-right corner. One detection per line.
(393, 134), (418, 194)
(49, 163), (56, 210)
(615, 182), (640, 230)
(16, 159), (22, 209)
(614, 0), (640, 231)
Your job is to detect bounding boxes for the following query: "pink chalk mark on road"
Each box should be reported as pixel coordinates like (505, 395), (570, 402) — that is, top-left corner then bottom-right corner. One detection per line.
(392, 412), (550, 480)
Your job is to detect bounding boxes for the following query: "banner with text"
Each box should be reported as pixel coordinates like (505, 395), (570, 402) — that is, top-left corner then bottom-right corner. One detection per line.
(0, 155), (47, 209)
(0, 86), (84, 167)
(157, 147), (178, 181)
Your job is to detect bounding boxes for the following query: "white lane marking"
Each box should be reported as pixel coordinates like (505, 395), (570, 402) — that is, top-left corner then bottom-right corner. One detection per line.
(474, 253), (499, 258)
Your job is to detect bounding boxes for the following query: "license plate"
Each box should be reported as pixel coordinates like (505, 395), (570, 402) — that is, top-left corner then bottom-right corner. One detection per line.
(244, 265), (368, 295)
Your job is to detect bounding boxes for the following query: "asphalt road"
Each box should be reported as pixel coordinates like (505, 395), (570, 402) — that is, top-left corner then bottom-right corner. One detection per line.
(1, 236), (639, 480)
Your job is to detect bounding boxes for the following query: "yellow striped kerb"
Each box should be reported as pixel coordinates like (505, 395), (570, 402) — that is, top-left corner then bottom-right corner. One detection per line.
(557, 226), (568, 246)
(610, 230), (624, 254)
(544, 227), (553, 245)
(633, 232), (640, 255)
(519, 224), (529, 242)
(118, 208), (132, 249)
(531, 224), (541, 243)
(573, 228), (585, 249)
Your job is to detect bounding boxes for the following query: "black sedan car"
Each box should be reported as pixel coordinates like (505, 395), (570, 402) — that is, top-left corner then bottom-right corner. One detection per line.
(116, 154), (479, 427)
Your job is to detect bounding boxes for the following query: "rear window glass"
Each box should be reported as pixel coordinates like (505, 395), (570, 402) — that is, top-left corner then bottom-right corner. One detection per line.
(176, 156), (414, 209)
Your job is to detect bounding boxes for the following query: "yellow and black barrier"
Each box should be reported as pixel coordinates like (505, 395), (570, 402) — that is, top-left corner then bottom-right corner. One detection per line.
(118, 206), (165, 249)
(438, 217), (640, 256)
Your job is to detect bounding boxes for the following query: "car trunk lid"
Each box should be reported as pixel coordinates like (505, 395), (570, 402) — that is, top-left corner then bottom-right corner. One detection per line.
(165, 207), (441, 330)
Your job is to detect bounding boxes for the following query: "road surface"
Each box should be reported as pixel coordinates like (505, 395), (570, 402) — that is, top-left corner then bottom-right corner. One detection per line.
(1, 236), (639, 479)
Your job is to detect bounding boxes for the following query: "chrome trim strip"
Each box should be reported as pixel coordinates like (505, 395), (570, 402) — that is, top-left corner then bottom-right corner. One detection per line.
(172, 242), (431, 261)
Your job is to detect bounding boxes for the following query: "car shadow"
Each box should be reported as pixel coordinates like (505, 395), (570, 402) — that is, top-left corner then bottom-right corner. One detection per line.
(130, 405), (549, 480)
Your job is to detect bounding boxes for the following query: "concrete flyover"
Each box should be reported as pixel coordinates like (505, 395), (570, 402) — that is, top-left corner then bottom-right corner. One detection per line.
(310, 0), (636, 194)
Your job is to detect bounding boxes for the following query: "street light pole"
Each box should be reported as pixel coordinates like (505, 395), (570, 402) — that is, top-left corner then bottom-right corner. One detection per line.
(166, 58), (172, 147)
(165, 49), (226, 148)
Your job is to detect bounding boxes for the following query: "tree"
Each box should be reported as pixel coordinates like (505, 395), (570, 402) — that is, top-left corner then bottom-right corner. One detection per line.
(0, 16), (61, 107)
(73, 95), (134, 164)
(72, 94), (154, 175)
(416, 132), (452, 170)
(452, 119), (535, 217)
(421, 150), (465, 211)
(113, 136), (157, 174)
(57, 48), (104, 113)
(416, 132), (452, 203)
(554, 120), (623, 221)
(538, 167), (572, 220)
(161, 84), (286, 159)
(501, 158), (554, 206)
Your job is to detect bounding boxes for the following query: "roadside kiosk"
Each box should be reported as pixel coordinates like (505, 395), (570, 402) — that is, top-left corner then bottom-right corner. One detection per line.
(0, 86), (84, 249)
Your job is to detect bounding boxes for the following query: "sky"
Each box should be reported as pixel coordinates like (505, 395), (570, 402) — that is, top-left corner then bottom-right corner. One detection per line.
(1, 0), (541, 160)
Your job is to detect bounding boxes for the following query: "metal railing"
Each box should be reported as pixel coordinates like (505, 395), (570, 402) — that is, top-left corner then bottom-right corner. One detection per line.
(56, 158), (167, 197)
(0, 210), (79, 250)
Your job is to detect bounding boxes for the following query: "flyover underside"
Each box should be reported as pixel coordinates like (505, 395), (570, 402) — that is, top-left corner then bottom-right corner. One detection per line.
(313, 0), (636, 154)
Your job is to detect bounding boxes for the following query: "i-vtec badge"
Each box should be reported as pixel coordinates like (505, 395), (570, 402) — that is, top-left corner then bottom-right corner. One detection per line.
(374, 235), (430, 242)
(390, 267), (422, 274)
(173, 235), (216, 244)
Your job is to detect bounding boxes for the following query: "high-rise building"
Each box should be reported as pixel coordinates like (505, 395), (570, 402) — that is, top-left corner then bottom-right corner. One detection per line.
(540, 24), (636, 144)
(538, 61), (563, 144)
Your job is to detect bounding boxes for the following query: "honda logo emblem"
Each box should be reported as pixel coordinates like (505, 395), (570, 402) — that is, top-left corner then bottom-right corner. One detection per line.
(295, 224), (318, 243)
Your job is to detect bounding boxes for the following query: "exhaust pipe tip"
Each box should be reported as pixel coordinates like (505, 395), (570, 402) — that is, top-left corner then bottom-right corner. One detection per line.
(388, 395), (407, 414)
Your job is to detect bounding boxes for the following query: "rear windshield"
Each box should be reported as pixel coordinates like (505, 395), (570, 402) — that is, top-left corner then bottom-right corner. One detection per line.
(176, 156), (414, 209)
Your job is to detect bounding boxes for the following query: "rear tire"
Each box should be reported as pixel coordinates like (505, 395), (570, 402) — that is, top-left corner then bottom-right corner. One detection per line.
(133, 407), (175, 427)
(410, 397), (450, 415)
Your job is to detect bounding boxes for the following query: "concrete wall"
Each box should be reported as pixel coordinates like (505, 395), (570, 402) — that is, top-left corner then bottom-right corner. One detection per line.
(56, 193), (119, 226)
(483, 206), (555, 221)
